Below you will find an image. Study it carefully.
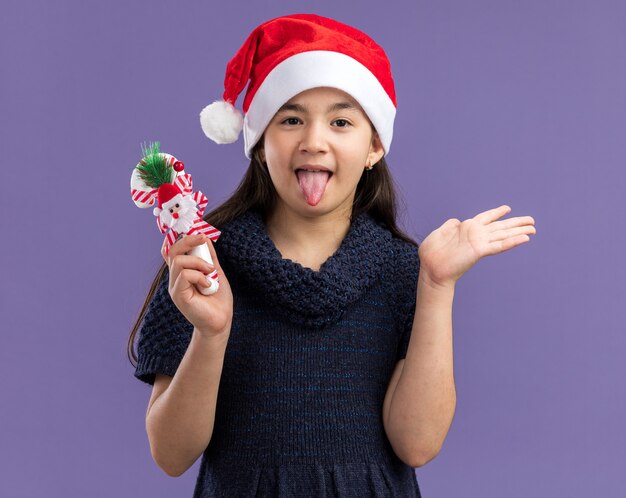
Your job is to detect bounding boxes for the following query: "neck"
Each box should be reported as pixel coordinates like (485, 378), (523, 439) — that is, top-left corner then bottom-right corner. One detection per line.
(264, 204), (353, 268)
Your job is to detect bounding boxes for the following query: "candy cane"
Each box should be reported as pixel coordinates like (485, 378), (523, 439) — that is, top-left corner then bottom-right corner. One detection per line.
(131, 149), (221, 295)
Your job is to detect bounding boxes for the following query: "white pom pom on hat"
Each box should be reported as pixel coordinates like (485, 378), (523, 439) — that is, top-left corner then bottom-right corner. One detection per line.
(200, 100), (244, 144)
(199, 13), (397, 160)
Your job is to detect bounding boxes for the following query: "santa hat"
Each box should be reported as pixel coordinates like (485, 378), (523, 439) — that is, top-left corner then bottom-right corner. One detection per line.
(199, 13), (397, 160)
(152, 183), (182, 217)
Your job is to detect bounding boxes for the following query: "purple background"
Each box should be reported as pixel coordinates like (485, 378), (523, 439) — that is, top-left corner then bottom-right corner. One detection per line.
(1, 0), (624, 496)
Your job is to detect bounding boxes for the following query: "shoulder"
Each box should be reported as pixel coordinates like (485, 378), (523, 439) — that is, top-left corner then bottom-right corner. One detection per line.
(363, 214), (420, 285)
(390, 236), (419, 264)
(388, 236), (420, 290)
(385, 236), (420, 322)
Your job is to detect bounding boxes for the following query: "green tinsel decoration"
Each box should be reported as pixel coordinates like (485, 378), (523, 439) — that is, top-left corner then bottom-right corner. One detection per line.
(136, 141), (173, 188)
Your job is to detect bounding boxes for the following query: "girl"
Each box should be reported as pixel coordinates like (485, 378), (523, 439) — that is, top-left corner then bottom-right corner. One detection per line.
(128, 13), (536, 497)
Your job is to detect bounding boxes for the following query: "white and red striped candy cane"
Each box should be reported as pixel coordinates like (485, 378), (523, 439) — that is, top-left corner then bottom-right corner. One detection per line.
(161, 218), (221, 257)
(131, 186), (158, 207)
(162, 219), (221, 295)
(130, 153), (221, 295)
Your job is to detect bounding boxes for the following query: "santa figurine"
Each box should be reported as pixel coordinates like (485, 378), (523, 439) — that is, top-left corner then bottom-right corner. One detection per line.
(130, 141), (221, 295)
(152, 183), (199, 235)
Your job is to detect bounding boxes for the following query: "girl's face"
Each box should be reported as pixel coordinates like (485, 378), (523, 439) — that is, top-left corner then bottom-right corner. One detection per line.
(259, 86), (384, 219)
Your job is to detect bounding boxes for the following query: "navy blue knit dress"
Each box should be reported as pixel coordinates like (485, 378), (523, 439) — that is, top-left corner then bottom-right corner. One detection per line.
(134, 209), (423, 497)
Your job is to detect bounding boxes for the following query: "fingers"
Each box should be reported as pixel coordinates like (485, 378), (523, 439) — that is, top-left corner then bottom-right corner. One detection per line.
(489, 223), (537, 243)
(490, 215), (536, 233)
(474, 205), (536, 230)
(164, 235), (216, 292)
(161, 237), (169, 262)
(170, 267), (214, 299)
(169, 254), (215, 277)
(473, 205), (511, 224)
(169, 251), (215, 292)
(162, 234), (207, 266)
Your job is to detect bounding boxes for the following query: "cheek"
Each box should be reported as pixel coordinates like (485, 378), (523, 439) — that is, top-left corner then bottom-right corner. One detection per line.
(264, 146), (288, 168)
(264, 151), (293, 183)
(265, 163), (292, 190)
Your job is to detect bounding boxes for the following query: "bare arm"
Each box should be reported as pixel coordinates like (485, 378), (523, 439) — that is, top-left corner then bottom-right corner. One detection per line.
(144, 234), (234, 476)
(146, 328), (230, 477)
(383, 273), (456, 468)
(383, 207), (534, 467)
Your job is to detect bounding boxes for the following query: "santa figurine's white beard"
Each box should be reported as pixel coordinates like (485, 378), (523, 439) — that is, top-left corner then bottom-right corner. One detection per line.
(160, 195), (198, 234)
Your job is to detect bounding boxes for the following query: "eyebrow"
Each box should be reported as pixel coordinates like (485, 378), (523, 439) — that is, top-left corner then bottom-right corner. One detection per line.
(276, 101), (360, 114)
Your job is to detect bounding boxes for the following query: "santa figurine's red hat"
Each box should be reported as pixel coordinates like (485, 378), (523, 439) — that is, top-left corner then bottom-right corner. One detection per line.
(199, 13), (397, 160)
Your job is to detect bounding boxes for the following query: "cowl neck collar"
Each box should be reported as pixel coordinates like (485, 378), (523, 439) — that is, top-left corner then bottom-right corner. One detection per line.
(216, 209), (394, 329)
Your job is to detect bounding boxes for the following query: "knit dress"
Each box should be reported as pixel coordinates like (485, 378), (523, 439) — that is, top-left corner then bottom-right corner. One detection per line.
(134, 209), (423, 497)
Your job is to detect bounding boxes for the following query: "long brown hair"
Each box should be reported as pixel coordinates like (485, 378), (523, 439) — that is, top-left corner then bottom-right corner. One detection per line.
(127, 137), (419, 367)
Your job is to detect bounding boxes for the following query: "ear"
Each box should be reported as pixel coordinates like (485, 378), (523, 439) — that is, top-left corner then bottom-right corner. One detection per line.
(367, 132), (385, 167)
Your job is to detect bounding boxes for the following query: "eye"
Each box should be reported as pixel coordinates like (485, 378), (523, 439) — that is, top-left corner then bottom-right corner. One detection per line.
(280, 117), (301, 125)
(169, 208), (173, 213)
(333, 119), (351, 128)
(175, 203), (179, 208)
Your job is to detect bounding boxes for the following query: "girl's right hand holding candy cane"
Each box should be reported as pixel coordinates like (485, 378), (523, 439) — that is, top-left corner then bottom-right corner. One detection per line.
(162, 233), (233, 338)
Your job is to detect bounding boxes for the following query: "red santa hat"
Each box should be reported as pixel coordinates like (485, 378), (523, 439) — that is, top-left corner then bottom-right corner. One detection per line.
(199, 13), (397, 160)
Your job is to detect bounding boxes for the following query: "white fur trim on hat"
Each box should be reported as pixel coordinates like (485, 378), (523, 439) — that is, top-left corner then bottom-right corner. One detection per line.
(242, 50), (396, 160)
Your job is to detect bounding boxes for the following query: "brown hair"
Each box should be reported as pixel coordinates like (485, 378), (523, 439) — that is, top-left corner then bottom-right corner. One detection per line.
(127, 137), (419, 367)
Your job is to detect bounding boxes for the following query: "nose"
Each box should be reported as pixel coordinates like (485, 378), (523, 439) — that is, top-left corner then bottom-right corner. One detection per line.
(298, 120), (329, 154)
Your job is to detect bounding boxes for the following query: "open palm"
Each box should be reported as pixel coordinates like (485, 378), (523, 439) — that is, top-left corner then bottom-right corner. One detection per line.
(418, 205), (536, 287)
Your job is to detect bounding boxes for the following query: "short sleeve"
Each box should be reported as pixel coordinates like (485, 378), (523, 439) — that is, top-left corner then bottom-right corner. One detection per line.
(134, 268), (194, 386)
(393, 240), (420, 362)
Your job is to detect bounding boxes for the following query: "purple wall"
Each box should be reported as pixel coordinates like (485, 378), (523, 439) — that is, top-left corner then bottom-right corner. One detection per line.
(2, 0), (624, 496)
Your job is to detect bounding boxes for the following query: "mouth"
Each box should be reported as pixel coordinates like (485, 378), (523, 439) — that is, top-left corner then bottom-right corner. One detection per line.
(294, 165), (334, 176)
(294, 170), (334, 183)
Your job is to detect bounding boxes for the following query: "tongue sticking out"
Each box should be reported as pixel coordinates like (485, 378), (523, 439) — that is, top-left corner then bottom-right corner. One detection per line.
(296, 170), (331, 206)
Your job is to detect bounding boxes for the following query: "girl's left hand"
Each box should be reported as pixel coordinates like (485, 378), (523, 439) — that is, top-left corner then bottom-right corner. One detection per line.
(418, 205), (536, 288)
